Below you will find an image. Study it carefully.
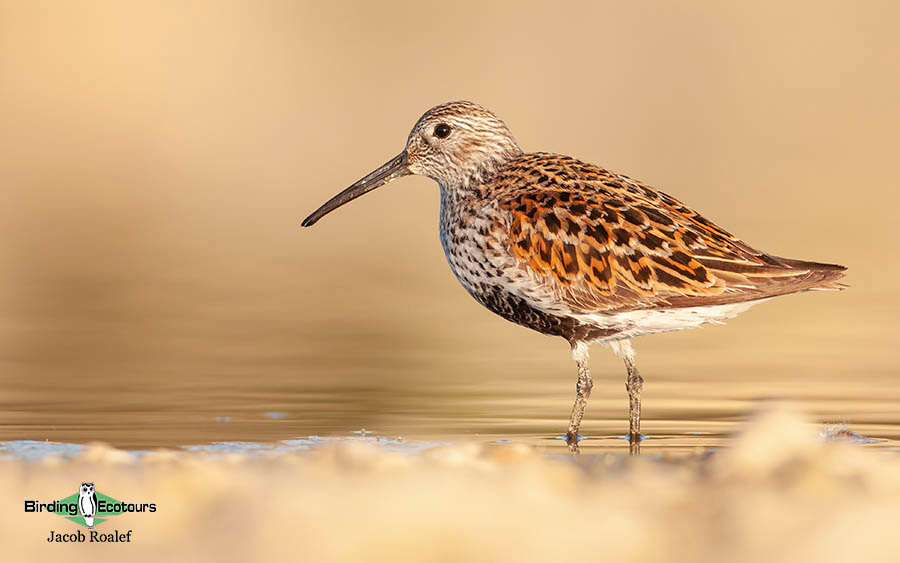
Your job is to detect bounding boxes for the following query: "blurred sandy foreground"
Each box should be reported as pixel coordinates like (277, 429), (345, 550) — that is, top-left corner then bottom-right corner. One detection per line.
(1, 408), (898, 563)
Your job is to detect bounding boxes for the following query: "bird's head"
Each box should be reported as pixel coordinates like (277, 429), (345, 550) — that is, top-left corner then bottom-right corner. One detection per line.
(302, 101), (521, 227)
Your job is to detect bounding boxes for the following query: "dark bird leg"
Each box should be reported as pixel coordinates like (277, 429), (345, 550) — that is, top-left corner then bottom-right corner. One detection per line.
(565, 342), (592, 453)
(615, 340), (644, 455)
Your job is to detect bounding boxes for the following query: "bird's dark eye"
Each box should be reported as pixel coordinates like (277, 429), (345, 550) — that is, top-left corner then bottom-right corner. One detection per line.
(434, 123), (451, 139)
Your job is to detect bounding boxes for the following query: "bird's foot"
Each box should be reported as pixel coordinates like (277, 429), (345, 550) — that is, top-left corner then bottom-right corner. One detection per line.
(622, 431), (647, 456)
(563, 431), (587, 453)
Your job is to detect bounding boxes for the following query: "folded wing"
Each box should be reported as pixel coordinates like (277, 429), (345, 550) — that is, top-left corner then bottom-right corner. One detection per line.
(497, 153), (846, 314)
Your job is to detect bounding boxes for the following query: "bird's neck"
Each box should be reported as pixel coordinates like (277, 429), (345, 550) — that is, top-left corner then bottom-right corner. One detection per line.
(442, 146), (522, 193)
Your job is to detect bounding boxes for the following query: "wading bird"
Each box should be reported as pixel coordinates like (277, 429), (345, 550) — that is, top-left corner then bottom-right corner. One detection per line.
(302, 101), (845, 453)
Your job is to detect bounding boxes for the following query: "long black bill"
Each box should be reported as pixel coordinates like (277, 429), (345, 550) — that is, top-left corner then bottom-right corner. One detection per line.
(301, 151), (410, 227)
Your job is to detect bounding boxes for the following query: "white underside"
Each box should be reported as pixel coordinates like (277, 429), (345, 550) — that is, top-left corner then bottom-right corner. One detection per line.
(573, 298), (772, 342)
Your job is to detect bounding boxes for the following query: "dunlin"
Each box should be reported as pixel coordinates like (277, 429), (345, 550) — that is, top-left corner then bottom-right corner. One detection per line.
(302, 101), (846, 453)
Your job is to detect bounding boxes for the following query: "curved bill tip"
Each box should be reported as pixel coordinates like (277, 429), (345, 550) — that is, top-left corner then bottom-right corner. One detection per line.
(301, 151), (409, 227)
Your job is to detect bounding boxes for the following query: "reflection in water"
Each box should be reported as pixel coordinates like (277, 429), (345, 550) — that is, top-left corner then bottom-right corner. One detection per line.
(0, 421), (891, 461)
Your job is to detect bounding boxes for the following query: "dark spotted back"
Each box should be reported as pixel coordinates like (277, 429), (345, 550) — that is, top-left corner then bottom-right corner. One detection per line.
(493, 153), (845, 313)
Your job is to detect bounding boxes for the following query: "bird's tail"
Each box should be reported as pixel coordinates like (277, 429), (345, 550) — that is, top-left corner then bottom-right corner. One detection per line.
(768, 256), (848, 291)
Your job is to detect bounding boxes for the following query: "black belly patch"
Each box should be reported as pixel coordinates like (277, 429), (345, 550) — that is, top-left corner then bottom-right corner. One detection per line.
(475, 286), (619, 343)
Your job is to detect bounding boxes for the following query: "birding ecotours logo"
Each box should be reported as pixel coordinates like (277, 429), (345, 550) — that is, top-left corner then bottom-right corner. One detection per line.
(24, 482), (156, 536)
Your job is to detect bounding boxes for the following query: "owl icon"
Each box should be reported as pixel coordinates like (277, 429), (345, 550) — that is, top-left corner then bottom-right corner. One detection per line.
(78, 482), (97, 529)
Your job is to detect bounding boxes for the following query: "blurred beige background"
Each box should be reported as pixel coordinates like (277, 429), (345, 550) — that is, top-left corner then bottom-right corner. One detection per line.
(1, 0), (898, 449)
